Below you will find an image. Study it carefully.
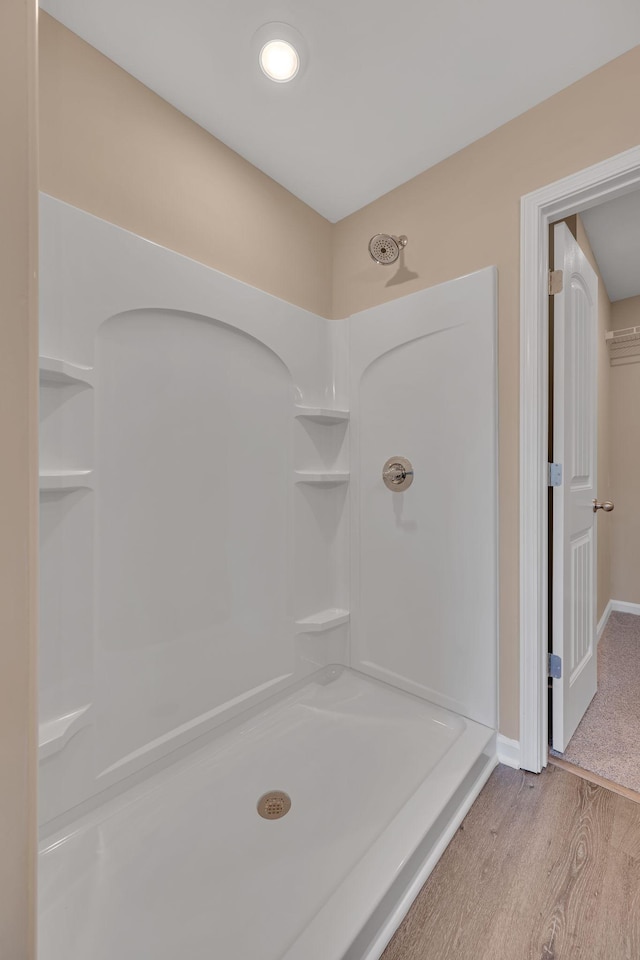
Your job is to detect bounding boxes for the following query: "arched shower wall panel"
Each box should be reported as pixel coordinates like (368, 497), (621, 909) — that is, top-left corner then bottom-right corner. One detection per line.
(38, 196), (497, 829)
(349, 271), (498, 730)
(38, 196), (349, 825)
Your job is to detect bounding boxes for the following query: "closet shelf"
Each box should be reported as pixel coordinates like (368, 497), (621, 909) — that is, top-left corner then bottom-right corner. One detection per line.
(39, 356), (94, 387)
(294, 405), (350, 424)
(39, 470), (94, 492)
(606, 327), (640, 367)
(294, 471), (349, 485)
(39, 704), (92, 760)
(295, 609), (350, 633)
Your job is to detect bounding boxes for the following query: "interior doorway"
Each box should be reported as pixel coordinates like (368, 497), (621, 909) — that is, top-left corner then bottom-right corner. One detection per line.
(546, 206), (640, 797)
(519, 144), (640, 776)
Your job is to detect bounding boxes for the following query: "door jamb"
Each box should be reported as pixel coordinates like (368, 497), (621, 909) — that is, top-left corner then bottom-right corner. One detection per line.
(519, 145), (640, 773)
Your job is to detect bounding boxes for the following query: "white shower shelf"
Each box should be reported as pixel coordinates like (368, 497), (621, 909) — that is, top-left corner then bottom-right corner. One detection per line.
(39, 356), (94, 387)
(295, 608), (350, 633)
(294, 405), (350, 424)
(39, 704), (92, 760)
(294, 471), (350, 484)
(39, 469), (94, 492)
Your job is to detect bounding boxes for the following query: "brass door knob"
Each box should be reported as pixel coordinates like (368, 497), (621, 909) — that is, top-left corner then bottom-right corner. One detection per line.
(593, 500), (614, 513)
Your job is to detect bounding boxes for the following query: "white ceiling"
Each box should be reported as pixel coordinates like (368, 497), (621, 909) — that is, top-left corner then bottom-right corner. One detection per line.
(40, 0), (640, 222)
(581, 189), (640, 302)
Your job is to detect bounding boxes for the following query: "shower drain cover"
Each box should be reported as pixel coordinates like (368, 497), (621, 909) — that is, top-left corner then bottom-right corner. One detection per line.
(257, 791), (291, 820)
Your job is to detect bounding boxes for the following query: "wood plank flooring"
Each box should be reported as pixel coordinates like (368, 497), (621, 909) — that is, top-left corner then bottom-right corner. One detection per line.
(382, 764), (640, 960)
(550, 755), (640, 806)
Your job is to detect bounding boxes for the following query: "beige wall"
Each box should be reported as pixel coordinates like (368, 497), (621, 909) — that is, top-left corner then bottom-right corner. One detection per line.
(333, 46), (640, 738)
(575, 216), (612, 623)
(610, 295), (640, 603)
(0, 0), (38, 957)
(611, 293), (640, 330)
(39, 13), (333, 319)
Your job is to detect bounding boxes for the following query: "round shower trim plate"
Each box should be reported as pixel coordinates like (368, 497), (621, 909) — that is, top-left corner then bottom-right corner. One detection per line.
(257, 791), (292, 819)
(382, 456), (414, 491)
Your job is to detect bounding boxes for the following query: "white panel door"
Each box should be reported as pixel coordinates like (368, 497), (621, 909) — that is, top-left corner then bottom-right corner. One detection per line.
(552, 222), (598, 752)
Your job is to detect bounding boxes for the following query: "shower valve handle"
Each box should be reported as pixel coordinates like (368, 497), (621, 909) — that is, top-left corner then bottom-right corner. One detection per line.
(382, 456), (414, 492)
(384, 463), (408, 484)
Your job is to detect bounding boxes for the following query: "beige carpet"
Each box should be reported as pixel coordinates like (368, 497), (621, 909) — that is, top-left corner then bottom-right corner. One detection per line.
(551, 611), (640, 793)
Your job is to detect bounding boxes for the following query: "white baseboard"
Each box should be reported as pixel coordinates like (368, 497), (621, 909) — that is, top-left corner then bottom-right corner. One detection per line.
(597, 600), (613, 643)
(496, 734), (521, 769)
(598, 599), (640, 644)
(610, 599), (640, 616)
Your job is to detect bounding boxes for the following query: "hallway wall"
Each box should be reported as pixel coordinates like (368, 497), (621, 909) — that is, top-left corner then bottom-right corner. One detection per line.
(610, 295), (640, 604)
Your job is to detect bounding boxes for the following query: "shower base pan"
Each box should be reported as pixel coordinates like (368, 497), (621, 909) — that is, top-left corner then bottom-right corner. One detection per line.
(39, 667), (496, 960)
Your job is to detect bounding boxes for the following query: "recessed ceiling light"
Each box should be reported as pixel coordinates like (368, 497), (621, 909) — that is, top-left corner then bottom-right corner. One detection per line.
(259, 39), (300, 82)
(252, 23), (307, 84)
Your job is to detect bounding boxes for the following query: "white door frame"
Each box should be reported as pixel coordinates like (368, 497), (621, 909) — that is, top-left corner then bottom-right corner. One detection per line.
(519, 144), (640, 773)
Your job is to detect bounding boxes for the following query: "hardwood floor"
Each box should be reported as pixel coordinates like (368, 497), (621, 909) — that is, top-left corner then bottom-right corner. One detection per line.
(549, 755), (640, 806)
(382, 764), (640, 960)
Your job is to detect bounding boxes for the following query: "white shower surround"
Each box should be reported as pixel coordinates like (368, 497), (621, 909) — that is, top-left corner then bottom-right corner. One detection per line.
(38, 195), (498, 958)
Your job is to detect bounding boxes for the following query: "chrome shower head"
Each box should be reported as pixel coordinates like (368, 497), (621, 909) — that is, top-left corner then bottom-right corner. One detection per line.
(368, 233), (408, 265)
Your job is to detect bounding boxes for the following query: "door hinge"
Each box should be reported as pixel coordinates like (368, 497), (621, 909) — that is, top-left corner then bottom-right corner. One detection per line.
(548, 653), (562, 679)
(549, 269), (563, 295)
(548, 462), (562, 487)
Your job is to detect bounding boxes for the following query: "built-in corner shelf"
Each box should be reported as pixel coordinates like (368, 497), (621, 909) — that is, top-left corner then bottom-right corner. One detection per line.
(295, 471), (349, 485)
(294, 405), (350, 425)
(39, 469), (93, 493)
(295, 608), (350, 634)
(39, 704), (92, 760)
(39, 356), (94, 387)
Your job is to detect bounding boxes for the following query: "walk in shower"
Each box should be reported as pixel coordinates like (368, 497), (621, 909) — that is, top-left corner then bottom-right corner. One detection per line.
(37, 195), (498, 960)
